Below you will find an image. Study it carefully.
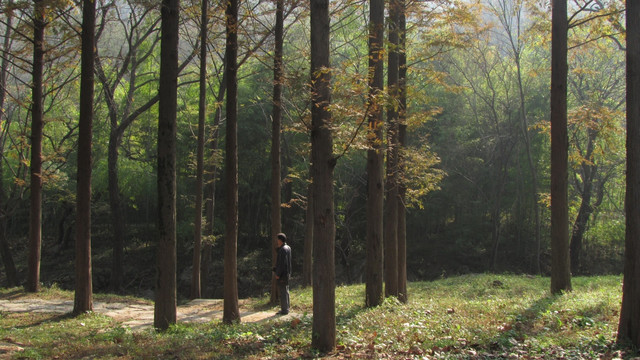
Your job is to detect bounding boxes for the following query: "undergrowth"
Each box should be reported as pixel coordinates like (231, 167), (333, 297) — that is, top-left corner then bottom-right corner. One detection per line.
(0, 274), (636, 359)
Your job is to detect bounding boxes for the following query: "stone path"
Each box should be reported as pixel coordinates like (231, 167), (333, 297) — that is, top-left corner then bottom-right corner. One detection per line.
(0, 298), (299, 331)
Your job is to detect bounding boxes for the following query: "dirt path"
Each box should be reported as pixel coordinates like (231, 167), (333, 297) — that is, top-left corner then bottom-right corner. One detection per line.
(0, 298), (299, 331)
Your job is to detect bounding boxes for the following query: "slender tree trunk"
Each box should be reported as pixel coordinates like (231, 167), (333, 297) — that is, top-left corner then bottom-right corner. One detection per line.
(570, 132), (596, 275)
(26, 0), (45, 293)
(223, 0), (240, 324)
(0, 220), (16, 287)
(202, 104), (222, 298)
(73, 0), (95, 314)
(570, 188), (592, 275)
(154, 0), (179, 330)
(191, 0), (209, 301)
(310, 0), (336, 352)
(397, 0), (407, 303)
(270, 0), (284, 305)
(201, 68), (229, 298)
(384, 0), (401, 298)
(515, 53), (542, 275)
(302, 181), (313, 287)
(0, 3), (9, 122)
(108, 130), (125, 291)
(550, 0), (571, 294)
(365, 0), (384, 308)
(0, 5), (18, 288)
(490, 190), (504, 270)
(618, 0), (640, 346)
(281, 140), (293, 231)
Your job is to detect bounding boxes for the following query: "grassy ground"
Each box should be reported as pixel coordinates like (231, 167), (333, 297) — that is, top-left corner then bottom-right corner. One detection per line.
(0, 274), (636, 359)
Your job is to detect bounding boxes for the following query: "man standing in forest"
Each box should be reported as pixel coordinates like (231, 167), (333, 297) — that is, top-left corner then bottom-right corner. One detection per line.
(273, 233), (291, 315)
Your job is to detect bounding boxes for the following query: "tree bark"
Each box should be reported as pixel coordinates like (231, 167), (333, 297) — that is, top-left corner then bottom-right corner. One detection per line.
(618, 0), (640, 347)
(550, 0), (571, 294)
(154, 0), (179, 330)
(107, 128), (126, 291)
(202, 96), (223, 298)
(26, 0), (45, 293)
(223, 0), (240, 324)
(569, 129), (597, 275)
(365, 0), (384, 308)
(384, 0), (401, 299)
(270, 0), (284, 305)
(302, 181), (313, 287)
(73, 0), (95, 315)
(397, 0), (407, 303)
(310, 0), (336, 352)
(191, 0), (209, 301)
(0, 3), (18, 288)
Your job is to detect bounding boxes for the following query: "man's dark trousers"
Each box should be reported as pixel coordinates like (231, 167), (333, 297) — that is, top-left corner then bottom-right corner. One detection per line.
(278, 277), (289, 314)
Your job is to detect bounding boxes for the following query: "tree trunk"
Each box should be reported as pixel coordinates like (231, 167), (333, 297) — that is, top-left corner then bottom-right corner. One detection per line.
(202, 100), (223, 298)
(310, 0), (336, 352)
(26, 0), (45, 293)
(570, 188), (592, 275)
(191, 0), (209, 301)
(73, 0), (95, 315)
(515, 40), (542, 276)
(270, 0), (284, 306)
(384, 0), (401, 299)
(223, 0), (240, 324)
(618, 0), (640, 347)
(0, 4), (18, 288)
(570, 131), (597, 275)
(154, 0), (179, 330)
(365, 0), (384, 308)
(397, 0), (407, 304)
(302, 181), (313, 287)
(550, 0), (571, 294)
(108, 130), (126, 291)
(490, 189), (504, 270)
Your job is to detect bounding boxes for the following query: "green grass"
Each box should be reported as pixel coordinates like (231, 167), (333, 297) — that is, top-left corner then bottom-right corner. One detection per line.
(0, 274), (636, 359)
(0, 284), (152, 305)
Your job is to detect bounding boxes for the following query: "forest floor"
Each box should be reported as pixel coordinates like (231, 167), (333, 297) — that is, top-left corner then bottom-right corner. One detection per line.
(0, 298), (297, 331)
(0, 275), (635, 359)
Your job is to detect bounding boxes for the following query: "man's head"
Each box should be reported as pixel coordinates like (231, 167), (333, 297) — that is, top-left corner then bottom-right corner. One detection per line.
(277, 233), (287, 247)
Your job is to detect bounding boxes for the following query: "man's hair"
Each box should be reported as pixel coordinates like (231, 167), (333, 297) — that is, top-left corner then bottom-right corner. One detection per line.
(277, 233), (287, 242)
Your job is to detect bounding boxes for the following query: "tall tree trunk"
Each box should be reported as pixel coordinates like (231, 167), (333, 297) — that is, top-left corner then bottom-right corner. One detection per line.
(223, 0), (240, 324)
(154, 0), (179, 330)
(570, 131), (597, 275)
(570, 186), (592, 275)
(202, 98), (223, 298)
(270, 0), (284, 305)
(365, 0), (384, 308)
(618, 0), (640, 346)
(310, 0), (336, 352)
(26, 0), (45, 293)
(108, 129), (125, 291)
(0, 4), (18, 288)
(550, 0), (571, 294)
(73, 0), (95, 315)
(397, 0), (407, 303)
(191, 0), (209, 301)
(302, 181), (313, 287)
(490, 188), (504, 270)
(515, 45), (542, 276)
(384, 0), (401, 298)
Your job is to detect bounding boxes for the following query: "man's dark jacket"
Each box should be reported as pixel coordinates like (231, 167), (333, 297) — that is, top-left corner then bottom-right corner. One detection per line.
(275, 243), (291, 280)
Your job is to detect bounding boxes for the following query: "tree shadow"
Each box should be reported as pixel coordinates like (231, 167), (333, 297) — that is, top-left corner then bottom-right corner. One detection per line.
(7, 312), (75, 330)
(489, 293), (560, 349)
(0, 289), (30, 300)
